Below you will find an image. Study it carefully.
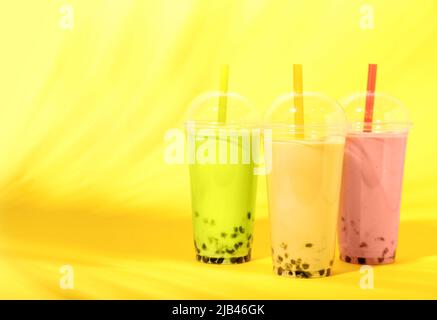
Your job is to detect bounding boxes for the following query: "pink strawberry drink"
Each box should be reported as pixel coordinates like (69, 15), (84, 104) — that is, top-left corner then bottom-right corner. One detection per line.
(339, 93), (411, 265)
(339, 132), (407, 264)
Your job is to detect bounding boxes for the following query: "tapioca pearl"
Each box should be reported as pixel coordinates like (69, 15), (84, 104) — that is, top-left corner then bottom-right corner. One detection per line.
(277, 267), (284, 275)
(244, 254), (251, 262)
(277, 255), (283, 262)
(202, 243), (207, 250)
(247, 234), (252, 240)
(318, 269), (325, 276)
(359, 242), (368, 248)
(378, 257), (384, 263)
(210, 258), (218, 263)
(226, 249), (235, 254)
(217, 257), (224, 264)
(382, 248), (389, 256)
(290, 259), (296, 265)
(302, 263), (309, 270)
(234, 227), (238, 233)
(230, 257), (238, 264)
(288, 271), (294, 276)
(305, 243), (313, 248)
(280, 242), (288, 250)
(295, 271), (305, 278)
(284, 253), (289, 259)
(247, 212), (251, 220)
(236, 257), (244, 264)
(231, 233), (238, 238)
(239, 226), (245, 233)
(357, 257), (366, 264)
(326, 268), (331, 276)
(345, 256), (352, 263)
(202, 256), (209, 263)
(329, 260), (334, 266)
(221, 232), (227, 238)
(196, 254), (201, 261)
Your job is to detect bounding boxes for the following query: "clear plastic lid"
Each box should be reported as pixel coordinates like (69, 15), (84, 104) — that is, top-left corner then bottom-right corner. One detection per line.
(264, 92), (347, 139)
(185, 92), (258, 128)
(341, 92), (412, 133)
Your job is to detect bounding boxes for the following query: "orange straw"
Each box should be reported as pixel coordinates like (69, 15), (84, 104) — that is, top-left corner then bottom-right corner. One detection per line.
(293, 64), (304, 138)
(364, 64), (377, 132)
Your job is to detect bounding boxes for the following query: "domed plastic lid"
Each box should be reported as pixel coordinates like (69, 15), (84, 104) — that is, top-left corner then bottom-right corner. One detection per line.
(185, 92), (258, 128)
(264, 92), (346, 139)
(341, 92), (412, 133)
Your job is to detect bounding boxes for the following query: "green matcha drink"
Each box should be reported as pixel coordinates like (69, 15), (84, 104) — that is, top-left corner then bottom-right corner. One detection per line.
(186, 69), (259, 264)
(189, 135), (257, 264)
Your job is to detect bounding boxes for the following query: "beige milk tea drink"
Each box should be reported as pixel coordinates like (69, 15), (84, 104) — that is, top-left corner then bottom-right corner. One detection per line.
(268, 138), (344, 277)
(265, 90), (346, 278)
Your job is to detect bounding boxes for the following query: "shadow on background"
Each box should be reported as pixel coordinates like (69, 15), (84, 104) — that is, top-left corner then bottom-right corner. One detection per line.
(397, 218), (437, 262)
(1, 207), (436, 267)
(0, 208), (271, 263)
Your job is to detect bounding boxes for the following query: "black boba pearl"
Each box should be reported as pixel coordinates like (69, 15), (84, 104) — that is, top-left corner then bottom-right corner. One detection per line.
(217, 257), (224, 264)
(202, 256), (209, 263)
(210, 258), (218, 263)
(326, 268), (331, 276)
(319, 269), (325, 276)
(357, 257), (366, 264)
(277, 267), (283, 275)
(196, 254), (201, 261)
(345, 256), (352, 263)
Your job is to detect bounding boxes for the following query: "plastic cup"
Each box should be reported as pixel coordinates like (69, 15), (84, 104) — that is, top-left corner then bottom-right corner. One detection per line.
(338, 93), (412, 265)
(264, 92), (347, 278)
(185, 92), (259, 264)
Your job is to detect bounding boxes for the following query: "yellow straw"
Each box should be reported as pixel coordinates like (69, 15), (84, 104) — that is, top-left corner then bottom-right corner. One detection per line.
(218, 64), (229, 123)
(293, 64), (304, 138)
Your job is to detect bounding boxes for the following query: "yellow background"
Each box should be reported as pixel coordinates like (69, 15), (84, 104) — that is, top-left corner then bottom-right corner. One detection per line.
(0, 0), (436, 299)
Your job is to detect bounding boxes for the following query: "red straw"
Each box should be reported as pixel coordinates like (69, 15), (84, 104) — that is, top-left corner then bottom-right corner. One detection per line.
(364, 64), (377, 132)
